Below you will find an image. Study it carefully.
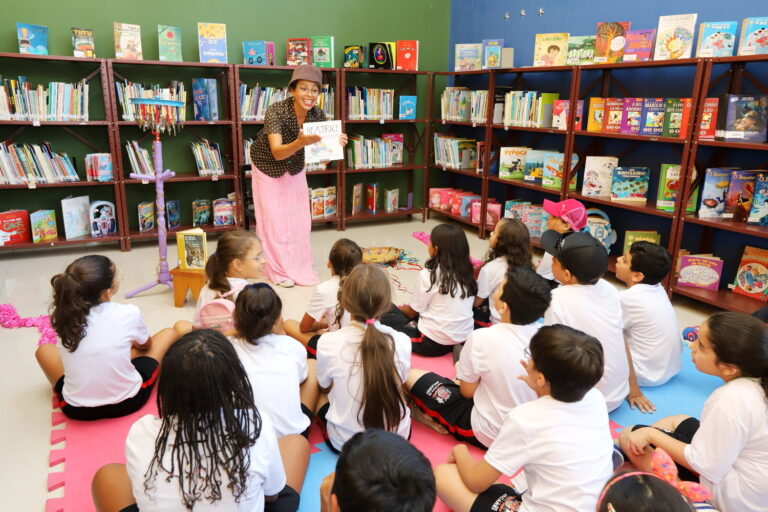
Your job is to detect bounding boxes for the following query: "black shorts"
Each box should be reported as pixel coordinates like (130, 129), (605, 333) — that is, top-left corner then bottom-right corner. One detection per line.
(409, 372), (483, 447)
(306, 334), (321, 360)
(473, 298), (492, 329)
(632, 417), (701, 482)
(315, 402), (341, 454)
(119, 485), (300, 512)
(54, 356), (159, 421)
(411, 332), (456, 357)
(470, 484), (523, 512)
(300, 403), (314, 439)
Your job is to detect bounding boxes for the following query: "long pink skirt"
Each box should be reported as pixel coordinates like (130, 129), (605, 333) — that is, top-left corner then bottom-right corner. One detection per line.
(252, 168), (318, 286)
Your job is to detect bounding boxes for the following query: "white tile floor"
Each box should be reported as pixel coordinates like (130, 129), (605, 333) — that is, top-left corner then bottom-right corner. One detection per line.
(0, 217), (719, 511)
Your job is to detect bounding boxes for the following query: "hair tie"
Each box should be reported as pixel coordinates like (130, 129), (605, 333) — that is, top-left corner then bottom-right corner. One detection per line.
(365, 318), (376, 325)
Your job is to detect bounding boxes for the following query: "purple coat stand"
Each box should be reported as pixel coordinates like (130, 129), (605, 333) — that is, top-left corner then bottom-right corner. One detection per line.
(125, 98), (182, 299)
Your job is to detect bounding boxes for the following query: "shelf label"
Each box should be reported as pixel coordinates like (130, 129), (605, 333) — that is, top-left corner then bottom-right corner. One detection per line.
(208, 121), (215, 125)
(28, 182), (37, 189)
(32, 119), (40, 127)
(472, 122), (476, 128)
(504, 124), (509, 131)
(212, 174), (219, 181)
(379, 119), (385, 125)
(650, 137), (658, 141)
(141, 179), (149, 185)
(442, 119), (445, 124)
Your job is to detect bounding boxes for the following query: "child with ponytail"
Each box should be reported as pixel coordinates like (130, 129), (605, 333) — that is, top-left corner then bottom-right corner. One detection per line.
(315, 263), (411, 453)
(35, 255), (178, 421)
(620, 311), (768, 512)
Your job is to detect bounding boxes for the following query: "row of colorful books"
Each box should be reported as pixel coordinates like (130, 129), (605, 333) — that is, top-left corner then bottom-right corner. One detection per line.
(454, 40), (515, 71)
(238, 83), (334, 121)
(309, 186), (337, 220)
(700, 168), (768, 225)
(433, 135), (477, 170)
(676, 246), (768, 303)
(532, 15), (768, 68)
(497, 148), (577, 189)
(440, 88), (488, 123)
(285, 39), (419, 70)
(345, 134), (404, 169)
(0, 143), (80, 185)
(428, 187), (502, 227)
(345, 87), (396, 120)
(191, 78), (219, 121)
(349, 183), (401, 215)
(115, 80), (187, 122)
(137, 196), (236, 233)
(500, 91), (560, 128)
(586, 97), (691, 138)
(190, 140), (224, 176)
(0, 78), (89, 122)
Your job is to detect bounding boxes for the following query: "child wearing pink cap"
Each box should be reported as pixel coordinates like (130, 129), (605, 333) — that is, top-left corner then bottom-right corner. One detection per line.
(537, 198), (587, 287)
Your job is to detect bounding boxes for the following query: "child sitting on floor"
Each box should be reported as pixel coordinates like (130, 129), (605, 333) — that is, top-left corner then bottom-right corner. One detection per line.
(536, 198), (587, 287)
(407, 266), (551, 447)
(541, 229), (630, 412)
(434, 324), (613, 512)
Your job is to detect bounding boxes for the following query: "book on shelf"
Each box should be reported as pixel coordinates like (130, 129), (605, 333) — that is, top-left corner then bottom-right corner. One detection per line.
(0, 142), (80, 185)
(177, 228), (207, 270)
(738, 17), (768, 56)
(678, 255), (724, 290)
(638, 97), (666, 136)
(115, 80), (186, 122)
(346, 87), (395, 120)
(433, 135), (477, 170)
(191, 139), (224, 176)
(381, 134), (404, 164)
(303, 120), (343, 164)
(582, 156), (619, 197)
(499, 147), (529, 180)
(0, 210), (30, 245)
(566, 36), (595, 65)
(30, 209), (57, 243)
(242, 41), (274, 65)
(679, 98), (694, 138)
(384, 189), (399, 213)
(552, 99), (584, 130)
(344, 45), (367, 68)
(309, 189), (323, 220)
(113, 22), (143, 60)
(396, 40), (419, 71)
(452, 192), (478, 217)
(602, 98), (624, 133)
(533, 33), (569, 67)
(481, 39), (503, 69)
(586, 97), (605, 131)
(661, 98), (685, 138)
(622, 29), (655, 62)
(311, 36), (335, 67)
(197, 22), (227, 63)
(346, 134), (395, 169)
(699, 97), (719, 140)
(239, 85), (289, 121)
(623, 230), (661, 255)
(730, 246), (768, 301)
(138, 201), (155, 232)
(441, 87), (470, 121)
(323, 187), (337, 218)
(0, 77), (91, 122)
(158, 25), (182, 62)
(699, 168), (731, 218)
(71, 27), (95, 58)
(212, 198), (235, 226)
(16, 23), (48, 55)
(501, 48), (515, 68)
(654, 14), (697, 60)
(192, 198), (212, 227)
(124, 140), (153, 175)
(166, 200), (181, 230)
(611, 167), (650, 202)
(399, 96), (417, 120)
(84, 153), (113, 182)
(715, 94), (768, 143)
(696, 21), (738, 57)
(620, 98), (644, 135)
(191, 78), (219, 121)
(657, 163), (697, 213)
(369, 42), (396, 69)
(351, 183), (363, 214)
(287, 38), (311, 65)
(594, 22), (630, 63)
(501, 91), (560, 128)
(60, 195), (90, 240)
(724, 170), (758, 221)
(542, 152), (578, 190)
(366, 183), (379, 214)
(470, 91), (489, 123)
(748, 173), (768, 225)
(90, 200), (117, 238)
(523, 149), (550, 184)
(454, 43), (482, 71)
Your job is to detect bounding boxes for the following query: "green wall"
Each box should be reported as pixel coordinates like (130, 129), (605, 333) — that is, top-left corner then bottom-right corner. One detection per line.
(2, 0), (450, 71)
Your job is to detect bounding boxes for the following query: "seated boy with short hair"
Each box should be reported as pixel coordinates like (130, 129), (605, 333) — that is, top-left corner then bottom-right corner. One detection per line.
(406, 266), (551, 447)
(434, 324), (614, 512)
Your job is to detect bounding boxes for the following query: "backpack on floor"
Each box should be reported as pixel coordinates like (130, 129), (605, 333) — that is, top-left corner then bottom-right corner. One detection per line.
(198, 286), (243, 334)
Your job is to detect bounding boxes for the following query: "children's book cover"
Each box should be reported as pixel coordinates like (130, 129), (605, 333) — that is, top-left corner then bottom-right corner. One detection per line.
(699, 97), (719, 140)
(678, 255), (724, 290)
(611, 167), (650, 202)
(324, 186), (337, 217)
(594, 22), (630, 63)
(738, 17), (768, 56)
(192, 198), (211, 226)
(113, 22), (143, 60)
(30, 209), (57, 243)
(369, 42), (396, 70)
(696, 21), (738, 57)
(623, 231), (661, 255)
(382, 134), (404, 164)
(90, 200), (117, 238)
(303, 121), (343, 163)
(344, 45), (366, 68)
(213, 198), (235, 226)
(311, 36), (335, 68)
(582, 156), (619, 197)
(310, 188), (325, 219)
(657, 164), (683, 211)
(721, 95), (768, 143)
(399, 96), (417, 120)
(71, 27), (95, 58)
(639, 97), (666, 136)
(366, 183), (379, 214)
(523, 149), (548, 183)
(698, 168), (731, 218)
(61, 195), (90, 240)
(662, 98), (684, 137)
(459, 195), (481, 218)
(158, 25), (182, 62)
(197, 23), (227, 63)
(587, 97), (606, 131)
(542, 152), (578, 190)
(566, 36), (596, 65)
(287, 38), (311, 65)
(623, 29), (655, 61)
(499, 147), (529, 180)
(454, 43), (482, 71)
(482, 39), (504, 69)
(0, 210), (30, 245)
(177, 228), (207, 270)
(16, 23), (48, 55)
(724, 170), (757, 221)
(654, 14), (697, 60)
(138, 201), (155, 232)
(730, 246), (768, 301)
(166, 199), (181, 230)
(533, 33), (569, 67)
(396, 40), (419, 71)
(619, 98), (644, 135)
(602, 98), (625, 133)
(748, 173), (768, 225)
(351, 183), (363, 214)
(242, 41), (267, 65)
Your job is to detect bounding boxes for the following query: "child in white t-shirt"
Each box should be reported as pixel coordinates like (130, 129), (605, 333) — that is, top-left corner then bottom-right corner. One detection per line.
(284, 238), (361, 358)
(434, 324), (613, 512)
(620, 312), (768, 512)
(91, 329), (303, 512)
(407, 266), (550, 447)
(616, 241), (681, 396)
(536, 198), (587, 286)
(315, 264), (412, 453)
(384, 223), (477, 357)
(35, 255), (178, 421)
(541, 229), (630, 412)
(473, 218), (535, 327)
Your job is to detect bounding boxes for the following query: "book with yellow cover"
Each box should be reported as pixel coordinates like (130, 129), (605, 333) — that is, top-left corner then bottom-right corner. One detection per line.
(587, 97), (606, 131)
(176, 228), (207, 270)
(533, 33), (569, 67)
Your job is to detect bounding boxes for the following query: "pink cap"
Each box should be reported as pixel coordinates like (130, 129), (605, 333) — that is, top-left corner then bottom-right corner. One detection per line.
(542, 198), (587, 231)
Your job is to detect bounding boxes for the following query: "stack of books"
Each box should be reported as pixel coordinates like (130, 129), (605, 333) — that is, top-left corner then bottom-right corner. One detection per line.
(433, 135), (477, 170)
(346, 134), (403, 169)
(0, 78), (89, 122)
(191, 140), (224, 176)
(346, 87), (395, 120)
(0, 143), (79, 184)
(502, 91), (560, 128)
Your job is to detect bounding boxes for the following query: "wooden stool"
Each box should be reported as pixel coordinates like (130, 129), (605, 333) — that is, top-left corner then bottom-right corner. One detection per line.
(170, 267), (206, 307)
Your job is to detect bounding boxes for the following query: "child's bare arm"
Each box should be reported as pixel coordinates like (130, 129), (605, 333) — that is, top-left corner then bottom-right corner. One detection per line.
(398, 304), (419, 319)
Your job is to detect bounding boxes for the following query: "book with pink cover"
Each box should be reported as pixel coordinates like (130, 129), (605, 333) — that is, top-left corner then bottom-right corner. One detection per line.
(619, 98), (644, 135)
(678, 255), (724, 290)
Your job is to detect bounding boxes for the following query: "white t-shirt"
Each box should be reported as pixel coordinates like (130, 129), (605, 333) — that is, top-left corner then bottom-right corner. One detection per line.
(543, 279), (629, 412)
(536, 252), (555, 281)
(455, 322), (540, 447)
(684, 378), (768, 512)
(411, 268), (475, 345)
(485, 389), (613, 512)
(58, 302), (149, 407)
(476, 257), (508, 324)
(126, 411), (286, 512)
(194, 277), (249, 326)
(231, 334), (309, 437)
(316, 322), (411, 450)
(305, 276), (350, 331)
(620, 283), (681, 386)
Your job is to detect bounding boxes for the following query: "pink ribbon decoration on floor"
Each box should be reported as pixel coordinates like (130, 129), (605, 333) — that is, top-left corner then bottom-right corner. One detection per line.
(0, 303), (57, 345)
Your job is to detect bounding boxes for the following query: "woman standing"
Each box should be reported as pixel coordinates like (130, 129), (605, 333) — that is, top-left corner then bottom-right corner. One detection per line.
(249, 65), (346, 287)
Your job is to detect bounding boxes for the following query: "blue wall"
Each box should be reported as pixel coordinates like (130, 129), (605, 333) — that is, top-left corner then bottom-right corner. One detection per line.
(450, 0), (765, 68)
